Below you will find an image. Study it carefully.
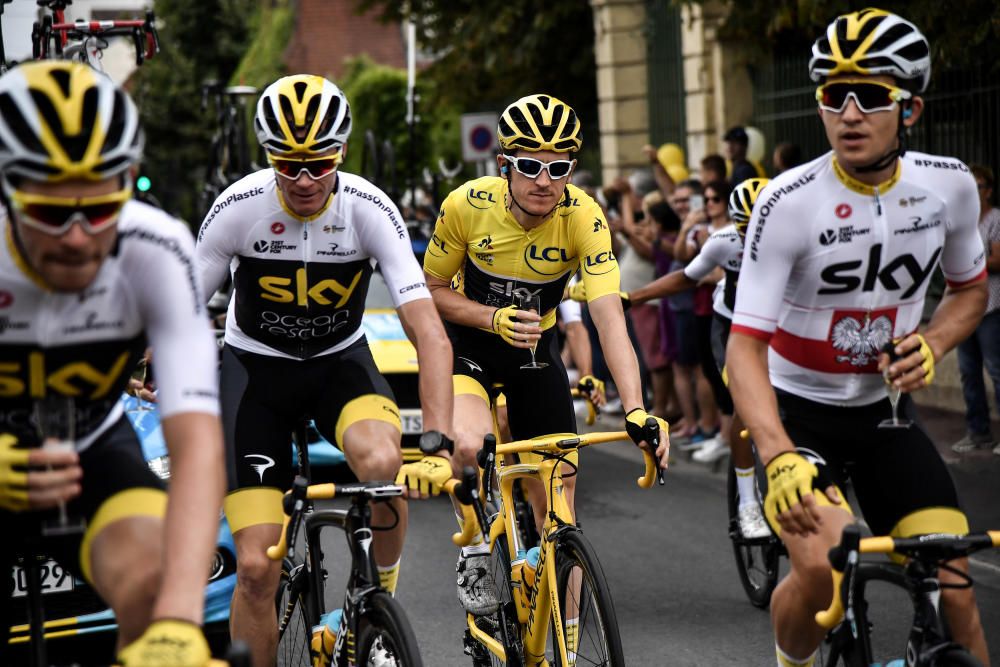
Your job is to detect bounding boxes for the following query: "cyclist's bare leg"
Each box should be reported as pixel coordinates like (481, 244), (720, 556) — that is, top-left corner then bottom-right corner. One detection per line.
(452, 392), (494, 475)
(524, 469), (575, 534)
(939, 558), (990, 665)
(89, 516), (163, 649)
(771, 504), (854, 662)
(341, 419), (406, 570)
(728, 413), (754, 469)
(230, 523), (282, 667)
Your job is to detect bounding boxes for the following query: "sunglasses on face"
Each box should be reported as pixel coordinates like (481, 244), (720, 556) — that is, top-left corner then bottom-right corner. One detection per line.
(501, 155), (576, 180)
(269, 151), (343, 180)
(815, 79), (912, 114)
(705, 195), (723, 203)
(9, 188), (131, 236)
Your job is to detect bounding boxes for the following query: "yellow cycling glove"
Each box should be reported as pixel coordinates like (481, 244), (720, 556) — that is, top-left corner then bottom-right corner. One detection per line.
(567, 282), (588, 303)
(0, 434), (30, 512)
(577, 375), (606, 403)
(624, 408), (669, 447)
(763, 451), (819, 525)
(491, 305), (523, 346)
(117, 619), (210, 667)
(395, 455), (452, 496)
(914, 333), (935, 386)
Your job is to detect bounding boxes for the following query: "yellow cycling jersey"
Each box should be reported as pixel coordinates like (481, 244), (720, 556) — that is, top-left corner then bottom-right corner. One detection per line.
(424, 176), (620, 329)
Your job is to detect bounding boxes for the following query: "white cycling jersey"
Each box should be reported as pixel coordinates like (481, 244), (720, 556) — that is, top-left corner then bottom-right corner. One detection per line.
(196, 169), (430, 360)
(0, 202), (219, 450)
(732, 151), (986, 406)
(683, 223), (742, 320)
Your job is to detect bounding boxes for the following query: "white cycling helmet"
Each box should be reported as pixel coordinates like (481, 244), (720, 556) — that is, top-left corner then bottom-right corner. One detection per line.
(809, 8), (931, 93)
(254, 74), (351, 155)
(0, 61), (143, 182)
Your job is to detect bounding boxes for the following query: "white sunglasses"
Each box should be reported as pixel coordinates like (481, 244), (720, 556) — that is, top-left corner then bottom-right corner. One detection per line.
(502, 155), (576, 180)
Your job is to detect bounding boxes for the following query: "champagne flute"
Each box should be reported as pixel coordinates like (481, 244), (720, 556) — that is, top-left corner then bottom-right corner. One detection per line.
(33, 395), (85, 536)
(512, 292), (548, 369)
(878, 342), (912, 429)
(128, 357), (151, 413)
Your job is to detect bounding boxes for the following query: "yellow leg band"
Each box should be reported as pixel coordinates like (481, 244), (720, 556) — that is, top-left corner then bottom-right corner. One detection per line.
(224, 487), (284, 534)
(335, 394), (401, 447)
(891, 507), (969, 538)
(80, 488), (167, 584)
(454, 375), (489, 403)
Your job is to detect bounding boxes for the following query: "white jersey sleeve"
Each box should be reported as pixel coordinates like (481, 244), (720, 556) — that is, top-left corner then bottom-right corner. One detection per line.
(121, 209), (220, 418)
(683, 229), (730, 282)
(195, 183), (250, 302)
(558, 299), (582, 324)
(936, 161), (986, 286)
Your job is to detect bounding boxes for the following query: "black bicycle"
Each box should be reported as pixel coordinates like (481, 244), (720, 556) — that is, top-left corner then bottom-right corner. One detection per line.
(198, 81), (260, 215)
(726, 455), (783, 608)
(816, 524), (1000, 666)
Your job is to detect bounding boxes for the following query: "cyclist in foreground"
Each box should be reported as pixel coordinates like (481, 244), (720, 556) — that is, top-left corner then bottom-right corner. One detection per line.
(195, 74), (453, 666)
(726, 9), (991, 666)
(396, 94), (669, 616)
(0, 62), (224, 666)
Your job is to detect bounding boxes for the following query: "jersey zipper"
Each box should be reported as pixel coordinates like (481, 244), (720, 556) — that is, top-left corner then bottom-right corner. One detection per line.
(300, 222), (310, 358)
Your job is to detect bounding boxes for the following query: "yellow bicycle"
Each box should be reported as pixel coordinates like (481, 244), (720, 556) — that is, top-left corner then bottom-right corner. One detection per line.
(448, 420), (662, 667)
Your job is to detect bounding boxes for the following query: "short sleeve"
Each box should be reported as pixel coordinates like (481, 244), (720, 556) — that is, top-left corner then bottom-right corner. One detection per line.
(423, 191), (467, 282)
(940, 169), (986, 287)
(574, 204), (620, 302)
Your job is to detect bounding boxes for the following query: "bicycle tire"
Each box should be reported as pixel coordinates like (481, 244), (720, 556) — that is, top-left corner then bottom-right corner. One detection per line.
(727, 464), (780, 608)
(275, 557), (318, 667)
(931, 647), (983, 667)
(551, 529), (625, 667)
(478, 533), (524, 667)
(354, 590), (423, 667)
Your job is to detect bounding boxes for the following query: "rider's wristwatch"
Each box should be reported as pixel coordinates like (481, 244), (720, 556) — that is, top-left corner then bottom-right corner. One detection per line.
(418, 430), (454, 457)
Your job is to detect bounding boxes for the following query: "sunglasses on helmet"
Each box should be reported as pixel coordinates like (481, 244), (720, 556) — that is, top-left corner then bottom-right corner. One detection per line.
(269, 151), (343, 181)
(8, 187), (132, 236)
(501, 155), (576, 180)
(815, 80), (912, 114)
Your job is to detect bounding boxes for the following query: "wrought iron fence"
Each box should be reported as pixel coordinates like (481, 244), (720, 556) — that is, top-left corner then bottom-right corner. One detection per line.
(646, 2), (685, 147)
(751, 55), (1000, 180)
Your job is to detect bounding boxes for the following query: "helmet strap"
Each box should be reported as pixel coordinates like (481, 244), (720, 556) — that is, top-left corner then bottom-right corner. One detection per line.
(854, 105), (908, 174)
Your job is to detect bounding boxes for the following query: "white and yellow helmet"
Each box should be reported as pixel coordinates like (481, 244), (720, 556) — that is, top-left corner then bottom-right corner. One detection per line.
(254, 74), (351, 155)
(809, 8), (931, 92)
(728, 177), (769, 239)
(0, 61), (143, 182)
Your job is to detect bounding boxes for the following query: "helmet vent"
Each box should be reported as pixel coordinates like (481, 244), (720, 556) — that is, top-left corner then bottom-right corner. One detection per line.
(30, 87), (98, 161)
(49, 69), (72, 99)
(293, 81), (308, 103)
(101, 92), (127, 154)
(871, 24), (912, 53)
(0, 93), (45, 155)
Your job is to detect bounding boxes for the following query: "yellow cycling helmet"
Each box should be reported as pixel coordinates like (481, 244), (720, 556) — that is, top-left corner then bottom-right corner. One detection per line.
(0, 61), (143, 182)
(254, 74), (352, 155)
(497, 94), (582, 153)
(809, 9), (931, 92)
(728, 177), (769, 239)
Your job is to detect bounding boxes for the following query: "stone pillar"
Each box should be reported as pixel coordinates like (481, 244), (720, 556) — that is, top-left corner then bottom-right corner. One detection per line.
(591, 0), (649, 185)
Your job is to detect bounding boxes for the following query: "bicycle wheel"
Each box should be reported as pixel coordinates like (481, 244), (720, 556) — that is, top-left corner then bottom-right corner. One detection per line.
(475, 533), (524, 667)
(727, 464), (780, 608)
(275, 557), (318, 667)
(550, 529), (625, 667)
(354, 591), (423, 666)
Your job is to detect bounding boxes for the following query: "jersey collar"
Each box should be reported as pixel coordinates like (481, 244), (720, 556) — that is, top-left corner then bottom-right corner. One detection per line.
(274, 174), (337, 222)
(831, 154), (901, 196)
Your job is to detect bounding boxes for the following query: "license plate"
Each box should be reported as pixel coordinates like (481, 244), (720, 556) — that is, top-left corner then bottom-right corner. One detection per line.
(400, 409), (422, 435)
(11, 559), (74, 598)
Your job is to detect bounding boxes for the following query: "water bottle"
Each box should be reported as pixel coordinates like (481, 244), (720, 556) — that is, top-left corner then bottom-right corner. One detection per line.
(310, 608), (343, 667)
(517, 546), (540, 609)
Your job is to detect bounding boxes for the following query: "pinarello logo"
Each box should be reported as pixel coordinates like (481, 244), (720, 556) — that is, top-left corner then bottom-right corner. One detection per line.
(0, 291), (12, 308)
(835, 203), (852, 219)
(271, 222), (286, 234)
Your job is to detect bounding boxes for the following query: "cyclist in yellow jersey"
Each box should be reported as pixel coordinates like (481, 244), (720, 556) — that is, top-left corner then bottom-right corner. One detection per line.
(396, 94), (669, 615)
(726, 10), (990, 666)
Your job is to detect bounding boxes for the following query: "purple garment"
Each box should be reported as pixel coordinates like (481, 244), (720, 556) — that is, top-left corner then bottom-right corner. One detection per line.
(652, 232), (679, 361)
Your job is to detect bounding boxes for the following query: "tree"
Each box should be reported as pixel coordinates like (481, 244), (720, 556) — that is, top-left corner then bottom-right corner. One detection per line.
(355, 1), (599, 166)
(131, 0), (256, 222)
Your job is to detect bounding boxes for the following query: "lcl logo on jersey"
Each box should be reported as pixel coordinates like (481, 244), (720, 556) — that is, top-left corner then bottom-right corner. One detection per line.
(466, 188), (497, 210)
(583, 250), (616, 276)
(259, 268), (363, 307)
(0, 351), (131, 399)
(818, 244), (941, 299)
(524, 245), (573, 276)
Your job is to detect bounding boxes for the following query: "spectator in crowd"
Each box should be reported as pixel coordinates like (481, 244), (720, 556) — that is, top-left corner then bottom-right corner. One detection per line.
(772, 141), (804, 174)
(646, 192), (684, 420)
(952, 164), (1000, 453)
(700, 154), (727, 185)
(723, 127), (759, 186)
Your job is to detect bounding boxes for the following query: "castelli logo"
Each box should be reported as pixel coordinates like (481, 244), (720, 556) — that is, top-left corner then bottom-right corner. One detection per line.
(271, 222), (286, 235)
(0, 291), (12, 308)
(835, 203), (852, 219)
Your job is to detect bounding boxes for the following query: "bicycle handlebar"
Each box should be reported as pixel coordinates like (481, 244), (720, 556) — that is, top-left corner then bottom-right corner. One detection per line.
(444, 466), (481, 547)
(815, 525), (1000, 629)
(266, 478), (406, 561)
(569, 385), (597, 426)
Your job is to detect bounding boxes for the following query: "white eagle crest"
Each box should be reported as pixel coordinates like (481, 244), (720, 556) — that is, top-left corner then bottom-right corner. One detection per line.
(831, 314), (892, 366)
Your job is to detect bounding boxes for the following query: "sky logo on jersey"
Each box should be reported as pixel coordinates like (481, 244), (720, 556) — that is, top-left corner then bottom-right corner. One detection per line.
(259, 268), (363, 307)
(524, 245), (574, 276)
(818, 244), (942, 299)
(466, 188), (497, 210)
(0, 351), (131, 399)
(583, 250), (617, 276)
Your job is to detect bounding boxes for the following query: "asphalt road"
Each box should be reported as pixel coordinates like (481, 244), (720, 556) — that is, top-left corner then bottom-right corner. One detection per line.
(311, 404), (1000, 666)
